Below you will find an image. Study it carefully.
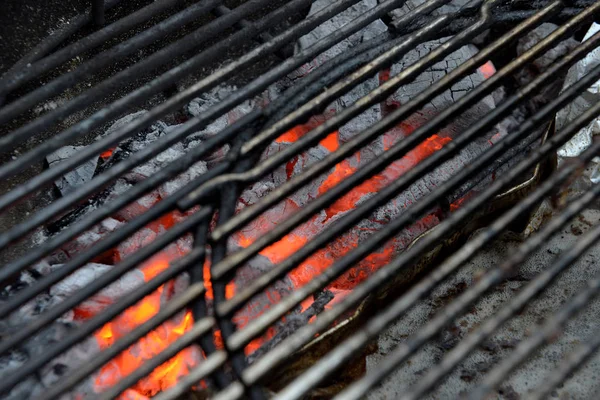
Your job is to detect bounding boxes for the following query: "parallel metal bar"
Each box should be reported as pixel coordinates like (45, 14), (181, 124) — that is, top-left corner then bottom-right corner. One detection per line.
(0, 0), (375, 312)
(334, 107), (600, 400)
(0, 0), (184, 96)
(42, 283), (211, 400)
(0, 28), (416, 302)
(211, 2), (562, 319)
(225, 5), (598, 348)
(96, 320), (223, 400)
(180, 0), (458, 209)
(0, 0), (122, 93)
(0, 120), (243, 298)
(277, 127), (596, 400)
(207, 0), (564, 247)
(0, 0), (357, 242)
(0, 207), (212, 353)
(0, 0), (222, 130)
(0, 0), (294, 187)
(0, 247), (206, 394)
(529, 329), (600, 400)
(243, 56), (600, 389)
(469, 227), (600, 400)
(402, 164), (600, 400)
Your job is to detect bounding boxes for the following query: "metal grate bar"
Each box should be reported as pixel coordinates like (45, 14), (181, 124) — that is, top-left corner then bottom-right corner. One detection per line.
(529, 325), (600, 400)
(0, 0), (123, 101)
(0, 207), (212, 353)
(210, 1), (562, 317)
(402, 154), (600, 400)
(245, 47), (600, 395)
(0, 0), (360, 242)
(42, 282), (210, 400)
(0, 0), (224, 130)
(0, 0), (184, 97)
(223, 5), (600, 353)
(0, 247), (207, 395)
(97, 318), (222, 400)
(332, 100), (600, 400)
(3, 0), (600, 398)
(467, 226), (600, 399)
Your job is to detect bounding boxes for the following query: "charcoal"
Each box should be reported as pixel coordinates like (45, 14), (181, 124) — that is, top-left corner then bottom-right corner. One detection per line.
(61, 217), (123, 258)
(49, 262), (146, 318)
(46, 146), (98, 196)
(293, 0), (388, 76)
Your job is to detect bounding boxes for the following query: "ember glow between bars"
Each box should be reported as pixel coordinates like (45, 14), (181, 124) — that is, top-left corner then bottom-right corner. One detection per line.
(63, 34), (499, 400)
(85, 112), (454, 398)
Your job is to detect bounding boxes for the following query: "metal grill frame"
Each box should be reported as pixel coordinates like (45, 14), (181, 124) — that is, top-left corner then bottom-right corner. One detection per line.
(1, 0), (600, 399)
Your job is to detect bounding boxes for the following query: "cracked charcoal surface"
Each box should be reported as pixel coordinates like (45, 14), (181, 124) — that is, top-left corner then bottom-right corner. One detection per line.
(0, 1), (584, 398)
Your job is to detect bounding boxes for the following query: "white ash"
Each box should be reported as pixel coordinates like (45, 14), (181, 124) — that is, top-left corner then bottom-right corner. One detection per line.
(292, 0), (388, 77)
(554, 23), (600, 183)
(98, 110), (150, 140)
(368, 209), (600, 399)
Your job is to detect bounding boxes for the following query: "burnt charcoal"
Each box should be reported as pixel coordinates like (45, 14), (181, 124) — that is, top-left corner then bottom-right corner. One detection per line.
(46, 146), (98, 197)
(515, 23), (579, 114)
(247, 289), (334, 364)
(294, 0), (388, 75)
(60, 218), (122, 259)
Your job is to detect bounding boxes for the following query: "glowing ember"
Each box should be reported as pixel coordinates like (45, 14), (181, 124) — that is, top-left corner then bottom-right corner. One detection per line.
(93, 253), (197, 397)
(100, 148), (115, 160)
(478, 61), (496, 79)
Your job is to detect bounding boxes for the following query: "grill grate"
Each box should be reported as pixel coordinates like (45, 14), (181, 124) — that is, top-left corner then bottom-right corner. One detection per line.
(1, 0), (600, 399)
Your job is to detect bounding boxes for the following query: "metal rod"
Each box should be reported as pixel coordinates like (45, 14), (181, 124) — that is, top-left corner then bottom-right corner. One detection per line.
(333, 114), (600, 400)
(468, 228), (600, 400)
(209, 2), (563, 318)
(180, 0), (461, 209)
(529, 329), (600, 400)
(0, 0), (184, 96)
(0, 0), (122, 93)
(243, 62), (600, 389)
(0, 248), (206, 394)
(207, 0), (566, 248)
(403, 173), (600, 400)
(0, 0), (411, 304)
(0, 0), (360, 239)
(42, 284), (210, 400)
(224, 5), (599, 349)
(0, 0), (223, 130)
(0, 206), (211, 326)
(0, 0), (355, 187)
(276, 122), (593, 400)
(0, 124), (239, 296)
(275, 113), (600, 400)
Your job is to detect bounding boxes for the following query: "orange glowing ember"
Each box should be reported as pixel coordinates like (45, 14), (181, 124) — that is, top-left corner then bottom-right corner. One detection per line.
(89, 103), (454, 398)
(478, 61), (496, 80)
(100, 148), (115, 160)
(93, 254), (197, 398)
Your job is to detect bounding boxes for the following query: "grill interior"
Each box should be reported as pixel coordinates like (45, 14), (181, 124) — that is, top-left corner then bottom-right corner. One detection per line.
(1, 0), (600, 399)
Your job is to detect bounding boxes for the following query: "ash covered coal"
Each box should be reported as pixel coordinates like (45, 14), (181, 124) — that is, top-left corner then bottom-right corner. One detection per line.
(1, 1), (578, 398)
